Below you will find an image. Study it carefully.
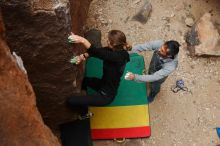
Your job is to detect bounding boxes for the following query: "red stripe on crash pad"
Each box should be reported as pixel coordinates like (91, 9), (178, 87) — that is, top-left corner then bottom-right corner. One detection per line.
(91, 126), (151, 139)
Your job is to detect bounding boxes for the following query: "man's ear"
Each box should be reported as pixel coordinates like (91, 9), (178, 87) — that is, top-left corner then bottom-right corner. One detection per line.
(166, 48), (171, 56)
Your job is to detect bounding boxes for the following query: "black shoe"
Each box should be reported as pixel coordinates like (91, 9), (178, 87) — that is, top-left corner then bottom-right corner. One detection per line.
(147, 96), (155, 103)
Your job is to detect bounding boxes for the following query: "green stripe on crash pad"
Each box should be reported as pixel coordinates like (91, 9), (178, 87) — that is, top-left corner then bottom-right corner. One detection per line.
(85, 53), (148, 106)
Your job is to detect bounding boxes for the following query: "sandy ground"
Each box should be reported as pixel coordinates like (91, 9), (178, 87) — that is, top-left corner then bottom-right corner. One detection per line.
(84, 0), (220, 145)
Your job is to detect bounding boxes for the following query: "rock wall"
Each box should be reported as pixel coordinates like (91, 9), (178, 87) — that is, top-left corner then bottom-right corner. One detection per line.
(0, 0), (91, 129)
(0, 11), (60, 146)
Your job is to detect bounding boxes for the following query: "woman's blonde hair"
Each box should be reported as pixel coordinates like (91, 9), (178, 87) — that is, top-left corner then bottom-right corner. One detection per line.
(108, 30), (132, 51)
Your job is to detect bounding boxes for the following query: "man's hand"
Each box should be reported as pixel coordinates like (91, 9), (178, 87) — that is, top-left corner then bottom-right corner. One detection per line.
(124, 72), (135, 80)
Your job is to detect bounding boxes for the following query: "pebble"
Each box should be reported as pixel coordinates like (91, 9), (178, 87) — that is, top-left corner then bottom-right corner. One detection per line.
(205, 108), (210, 111)
(108, 19), (112, 24)
(185, 17), (194, 27)
(132, 0), (141, 5)
(170, 13), (175, 17)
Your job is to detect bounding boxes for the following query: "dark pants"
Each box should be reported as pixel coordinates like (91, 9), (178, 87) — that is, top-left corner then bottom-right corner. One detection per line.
(67, 77), (114, 107)
(148, 51), (168, 103)
(148, 77), (167, 103)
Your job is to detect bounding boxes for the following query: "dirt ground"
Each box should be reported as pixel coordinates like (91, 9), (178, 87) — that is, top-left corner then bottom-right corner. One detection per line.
(84, 0), (220, 145)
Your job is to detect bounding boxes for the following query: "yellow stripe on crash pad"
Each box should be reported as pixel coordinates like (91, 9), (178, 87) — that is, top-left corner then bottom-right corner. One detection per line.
(89, 105), (149, 129)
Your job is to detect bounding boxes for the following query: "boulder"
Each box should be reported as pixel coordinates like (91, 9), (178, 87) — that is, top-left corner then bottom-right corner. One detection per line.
(132, 1), (152, 24)
(185, 13), (220, 56)
(0, 12), (60, 146)
(1, 0), (92, 129)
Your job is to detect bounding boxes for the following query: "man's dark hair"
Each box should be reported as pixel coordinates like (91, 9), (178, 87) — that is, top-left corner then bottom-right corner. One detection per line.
(165, 40), (180, 59)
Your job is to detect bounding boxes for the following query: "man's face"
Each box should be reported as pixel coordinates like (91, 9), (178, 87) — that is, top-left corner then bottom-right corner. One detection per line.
(158, 44), (169, 58)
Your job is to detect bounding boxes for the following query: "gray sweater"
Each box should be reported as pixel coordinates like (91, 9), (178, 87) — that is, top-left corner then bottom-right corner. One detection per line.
(132, 40), (178, 82)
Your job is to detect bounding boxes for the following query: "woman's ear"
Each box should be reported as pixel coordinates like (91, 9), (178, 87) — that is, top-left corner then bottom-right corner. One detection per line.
(107, 40), (114, 48)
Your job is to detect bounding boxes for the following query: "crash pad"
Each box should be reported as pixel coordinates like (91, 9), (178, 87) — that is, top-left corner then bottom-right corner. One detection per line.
(86, 53), (151, 139)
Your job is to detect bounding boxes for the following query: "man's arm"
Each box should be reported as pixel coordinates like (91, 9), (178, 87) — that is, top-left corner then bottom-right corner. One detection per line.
(132, 40), (164, 53)
(134, 63), (177, 82)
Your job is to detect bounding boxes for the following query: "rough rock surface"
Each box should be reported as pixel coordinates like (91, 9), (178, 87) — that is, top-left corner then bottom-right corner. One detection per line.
(0, 12), (60, 146)
(1, 0), (91, 129)
(186, 13), (220, 56)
